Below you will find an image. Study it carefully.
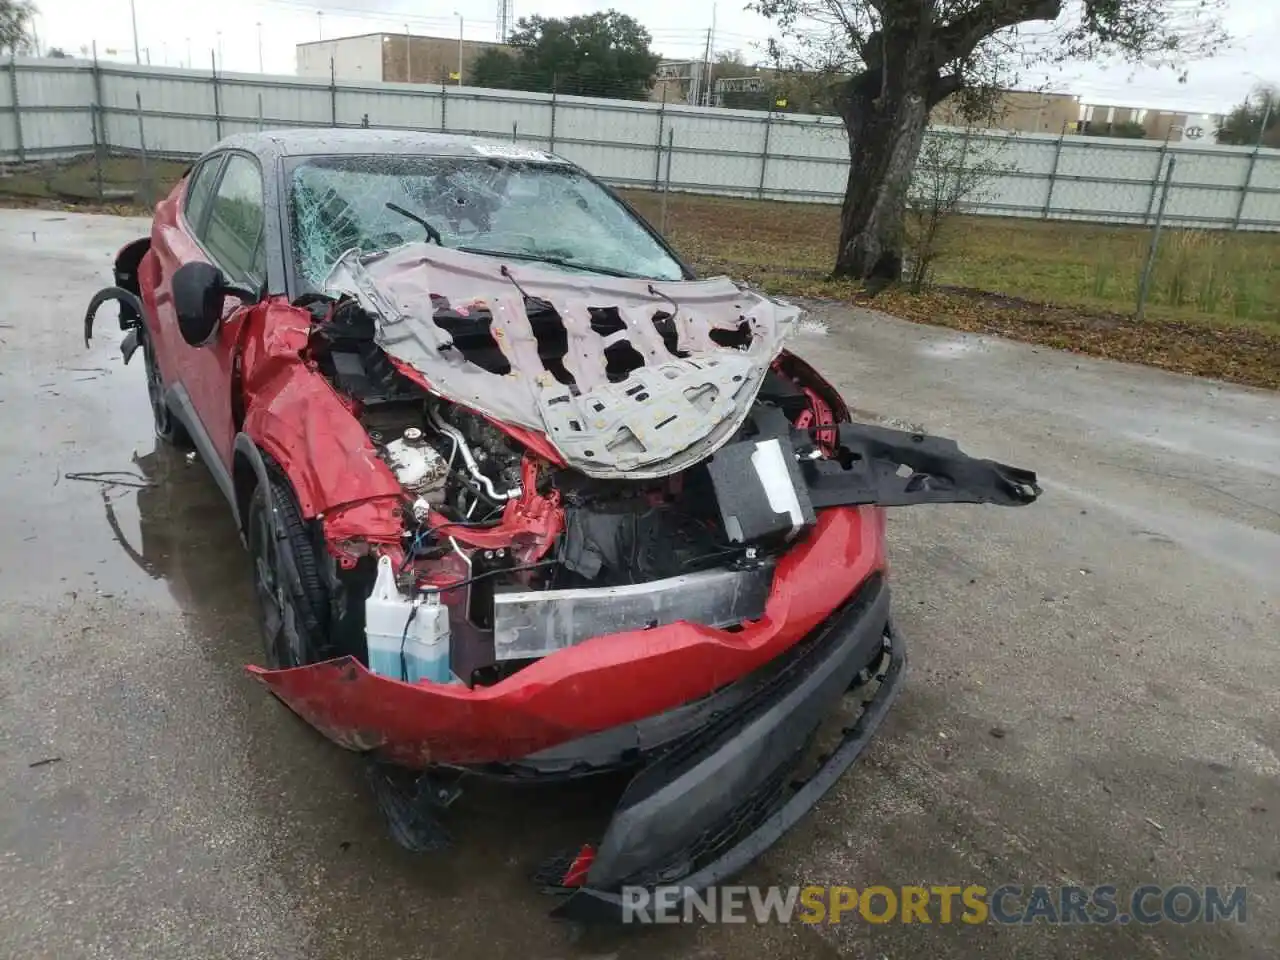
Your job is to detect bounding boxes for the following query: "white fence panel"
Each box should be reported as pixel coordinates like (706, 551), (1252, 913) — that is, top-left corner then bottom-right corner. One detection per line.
(1252, 155), (1280, 191)
(3, 61), (95, 156)
(556, 140), (659, 187)
(2, 57), (1279, 232)
(770, 116), (846, 161)
(1239, 185), (1280, 226)
(763, 157), (841, 203)
(223, 80), (332, 128)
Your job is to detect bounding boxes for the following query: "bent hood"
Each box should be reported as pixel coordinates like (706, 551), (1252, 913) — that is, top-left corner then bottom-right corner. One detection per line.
(324, 244), (801, 479)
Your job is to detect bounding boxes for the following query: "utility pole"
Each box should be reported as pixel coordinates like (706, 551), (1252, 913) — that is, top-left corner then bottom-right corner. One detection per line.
(404, 24), (411, 83)
(496, 0), (513, 42)
(708, 3), (718, 106)
(130, 0), (140, 64)
(257, 22), (264, 73)
(455, 12), (463, 85)
(696, 4), (716, 108)
(698, 29), (712, 107)
(316, 11), (323, 41)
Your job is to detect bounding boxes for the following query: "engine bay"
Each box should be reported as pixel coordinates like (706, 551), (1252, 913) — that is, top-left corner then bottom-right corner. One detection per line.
(302, 289), (843, 688)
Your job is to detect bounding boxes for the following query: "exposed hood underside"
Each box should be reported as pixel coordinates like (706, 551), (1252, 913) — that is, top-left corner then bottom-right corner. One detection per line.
(324, 244), (801, 479)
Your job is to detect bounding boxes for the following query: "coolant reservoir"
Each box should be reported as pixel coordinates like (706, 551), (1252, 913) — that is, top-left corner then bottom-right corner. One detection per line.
(364, 555), (454, 684)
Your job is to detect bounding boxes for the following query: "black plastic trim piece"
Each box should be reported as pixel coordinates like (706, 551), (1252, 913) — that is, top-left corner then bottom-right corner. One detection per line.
(551, 582), (902, 922)
(481, 576), (889, 781)
(801, 422), (1042, 509)
(83, 286), (144, 347)
(232, 432), (275, 536)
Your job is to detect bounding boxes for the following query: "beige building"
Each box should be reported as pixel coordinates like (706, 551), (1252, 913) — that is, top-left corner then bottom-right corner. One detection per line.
(931, 89), (1081, 134)
(653, 66), (1082, 134)
(1078, 103), (1223, 142)
(296, 33), (507, 85)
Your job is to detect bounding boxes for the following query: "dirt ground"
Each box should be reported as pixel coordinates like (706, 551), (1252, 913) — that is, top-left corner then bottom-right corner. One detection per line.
(1, 209), (1276, 960)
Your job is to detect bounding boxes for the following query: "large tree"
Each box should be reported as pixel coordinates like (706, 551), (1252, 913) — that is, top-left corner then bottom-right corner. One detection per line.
(1217, 85), (1280, 149)
(472, 10), (660, 101)
(1, 0), (36, 55)
(752, 0), (1226, 282)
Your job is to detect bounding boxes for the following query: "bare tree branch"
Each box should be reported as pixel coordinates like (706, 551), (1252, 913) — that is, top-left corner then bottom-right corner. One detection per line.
(933, 0), (1062, 68)
(931, 72), (966, 104)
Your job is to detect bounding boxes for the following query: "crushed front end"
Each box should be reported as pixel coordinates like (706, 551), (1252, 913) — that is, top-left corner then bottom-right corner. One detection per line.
(245, 243), (1039, 916)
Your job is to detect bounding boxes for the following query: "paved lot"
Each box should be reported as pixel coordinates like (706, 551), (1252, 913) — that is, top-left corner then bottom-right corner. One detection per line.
(1, 209), (1276, 959)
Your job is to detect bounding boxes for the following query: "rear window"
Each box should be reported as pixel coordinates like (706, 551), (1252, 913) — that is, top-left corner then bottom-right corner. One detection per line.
(201, 155), (266, 285)
(183, 156), (221, 228)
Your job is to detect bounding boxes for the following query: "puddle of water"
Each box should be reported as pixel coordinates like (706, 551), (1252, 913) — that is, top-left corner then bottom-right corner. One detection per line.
(917, 337), (988, 359)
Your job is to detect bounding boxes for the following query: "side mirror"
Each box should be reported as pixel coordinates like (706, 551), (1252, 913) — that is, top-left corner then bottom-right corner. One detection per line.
(172, 261), (259, 346)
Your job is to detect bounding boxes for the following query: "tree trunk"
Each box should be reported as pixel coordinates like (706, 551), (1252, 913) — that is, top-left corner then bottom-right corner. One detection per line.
(833, 70), (934, 283)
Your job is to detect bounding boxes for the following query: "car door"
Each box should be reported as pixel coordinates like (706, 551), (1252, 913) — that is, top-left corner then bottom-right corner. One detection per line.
(147, 151), (224, 412)
(155, 151), (268, 470)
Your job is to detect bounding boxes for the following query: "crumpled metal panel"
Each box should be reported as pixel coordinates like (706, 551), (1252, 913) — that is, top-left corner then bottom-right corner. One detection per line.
(535, 355), (762, 477)
(491, 563), (776, 662)
(323, 244), (801, 478)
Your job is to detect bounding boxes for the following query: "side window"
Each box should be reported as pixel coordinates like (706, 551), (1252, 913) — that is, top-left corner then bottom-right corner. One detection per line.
(200, 155), (266, 285)
(183, 156), (222, 230)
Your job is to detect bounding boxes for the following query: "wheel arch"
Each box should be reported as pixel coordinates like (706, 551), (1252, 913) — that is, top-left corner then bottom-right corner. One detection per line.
(232, 432), (273, 540)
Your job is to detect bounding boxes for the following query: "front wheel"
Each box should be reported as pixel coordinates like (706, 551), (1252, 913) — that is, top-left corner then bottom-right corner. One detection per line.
(141, 330), (192, 447)
(247, 472), (332, 668)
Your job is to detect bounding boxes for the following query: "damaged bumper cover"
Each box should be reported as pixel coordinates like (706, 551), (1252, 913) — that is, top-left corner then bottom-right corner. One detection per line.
(248, 505), (887, 767)
(550, 573), (901, 922)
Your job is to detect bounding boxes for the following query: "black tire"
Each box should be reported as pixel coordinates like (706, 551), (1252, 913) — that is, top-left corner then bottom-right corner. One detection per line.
(247, 471), (332, 668)
(141, 330), (192, 448)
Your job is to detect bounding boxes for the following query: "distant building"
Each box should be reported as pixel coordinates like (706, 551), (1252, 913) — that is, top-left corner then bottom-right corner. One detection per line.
(296, 33), (507, 85)
(651, 59), (711, 105)
(1078, 103), (1223, 142)
(654, 64), (1081, 133)
(931, 90), (1081, 134)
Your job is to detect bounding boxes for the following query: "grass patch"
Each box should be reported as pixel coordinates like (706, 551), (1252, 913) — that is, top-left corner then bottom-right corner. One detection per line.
(622, 190), (1280, 333)
(622, 189), (1279, 389)
(0, 155), (188, 209)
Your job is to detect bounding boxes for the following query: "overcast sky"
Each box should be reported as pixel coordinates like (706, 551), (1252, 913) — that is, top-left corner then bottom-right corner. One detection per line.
(27, 0), (1277, 114)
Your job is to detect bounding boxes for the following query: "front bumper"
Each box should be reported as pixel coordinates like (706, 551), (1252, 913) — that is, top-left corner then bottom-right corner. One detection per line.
(550, 573), (904, 923)
(249, 506), (886, 766)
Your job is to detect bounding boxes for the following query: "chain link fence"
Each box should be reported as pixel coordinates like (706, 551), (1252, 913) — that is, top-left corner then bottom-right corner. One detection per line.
(3, 55), (1280, 232)
(2, 55), (1277, 326)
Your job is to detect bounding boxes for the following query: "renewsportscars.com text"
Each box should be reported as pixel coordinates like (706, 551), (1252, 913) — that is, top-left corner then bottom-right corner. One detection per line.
(621, 884), (1248, 925)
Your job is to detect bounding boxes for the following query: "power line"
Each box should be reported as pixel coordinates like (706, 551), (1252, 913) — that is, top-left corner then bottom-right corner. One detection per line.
(253, 0), (497, 30)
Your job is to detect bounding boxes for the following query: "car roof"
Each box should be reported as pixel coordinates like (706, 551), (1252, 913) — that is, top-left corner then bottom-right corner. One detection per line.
(205, 129), (569, 166)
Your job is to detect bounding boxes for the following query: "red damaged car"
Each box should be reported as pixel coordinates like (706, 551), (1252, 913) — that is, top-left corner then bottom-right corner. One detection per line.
(85, 130), (1039, 921)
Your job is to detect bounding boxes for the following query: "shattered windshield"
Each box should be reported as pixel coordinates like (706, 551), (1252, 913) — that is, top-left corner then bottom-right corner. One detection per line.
(288, 153), (685, 288)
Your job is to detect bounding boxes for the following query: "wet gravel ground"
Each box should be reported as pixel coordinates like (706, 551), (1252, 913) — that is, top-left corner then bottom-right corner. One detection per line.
(1, 210), (1277, 959)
